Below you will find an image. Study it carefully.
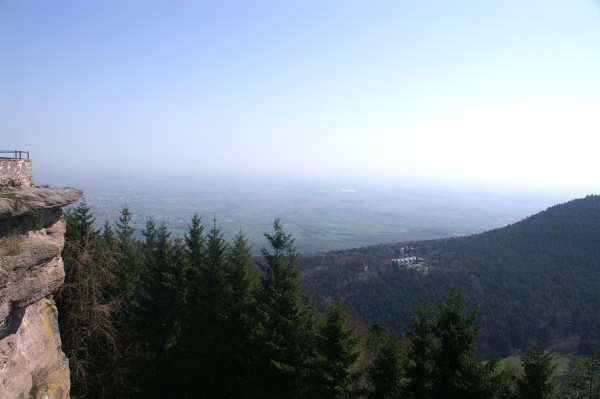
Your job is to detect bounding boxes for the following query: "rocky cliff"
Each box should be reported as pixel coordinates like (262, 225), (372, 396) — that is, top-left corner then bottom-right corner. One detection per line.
(0, 167), (81, 399)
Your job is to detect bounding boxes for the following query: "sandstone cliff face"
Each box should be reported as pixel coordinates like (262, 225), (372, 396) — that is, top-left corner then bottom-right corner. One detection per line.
(0, 185), (82, 399)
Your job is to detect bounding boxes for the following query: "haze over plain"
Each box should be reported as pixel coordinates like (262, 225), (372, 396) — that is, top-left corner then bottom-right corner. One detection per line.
(3, 0), (600, 191)
(3, 1), (600, 252)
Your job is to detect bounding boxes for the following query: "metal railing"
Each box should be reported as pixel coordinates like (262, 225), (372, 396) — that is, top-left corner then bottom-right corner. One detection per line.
(0, 150), (30, 159)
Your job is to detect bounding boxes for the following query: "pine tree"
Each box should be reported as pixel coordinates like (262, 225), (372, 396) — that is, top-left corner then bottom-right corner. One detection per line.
(112, 207), (148, 395)
(185, 214), (206, 269)
(517, 344), (556, 399)
(255, 218), (315, 398)
(151, 223), (180, 349)
(432, 291), (486, 399)
(173, 215), (205, 391)
(228, 229), (258, 306)
(368, 328), (405, 399)
(224, 230), (260, 397)
(69, 197), (96, 246)
(142, 218), (158, 260)
(57, 203), (121, 397)
(116, 206), (135, 246)
(181, 218), (234, 396)
(102, 221), (116, 248)
(404, 302), (437, 399)
(311, 296), (360, 399)
(181, 214), (206, 336)
(115, 206), (142, 305)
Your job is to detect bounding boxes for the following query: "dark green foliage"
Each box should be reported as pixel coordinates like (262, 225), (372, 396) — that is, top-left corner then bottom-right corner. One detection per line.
(184, 214), (205, 267)
(368, 328), (405, 399)
(188, 218), (234, 396)
(228, 229), (258, 302)
(301, 195), (600, 357)
(138, 221), (187, 395)
(57, 202), (122, 398)
(255, 218), (316, 398)
(115, 206), (143, 307)
(517, 344), (556, 399)
(101, 221), (116, 247)
(404, 303), (436, 399)
(432, 292), (486, 399)
(366, 293), (497, 399)
(56, 202), (595, 399)
(116, 206), (134, 247)
(485, 363), (518, 399)
(403, 293), (492, 399)
(59, 207), (364, 398)
(311, 296), (360, 399)
(224, 230), (260, 396)
(556, 354), (600, 399)
(68, 198), (95, 246)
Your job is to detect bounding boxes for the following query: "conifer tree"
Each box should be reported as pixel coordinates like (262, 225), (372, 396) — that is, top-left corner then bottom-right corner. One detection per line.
(432, 292), (486, 399)
(139, 218), (158, 311)
(202, 218), (230, 323)
(176, 215), (207, 395)
(228, 229), (258, 305)
(182, 215), (206, 327)
(113, 208), (148, 395)
(225, 231), (260, 396)
(256, 218), (315, 398)
(142, 218), (158, 260)
(181, 215), (208, 337)
(69, 197), (96, 246)
(368, 328), (405, 399)
(58, 203), (121, 397)
(185, 214), (206, 268)
(182, 219), (234, 396)
(170, 236), (189, 319)
(102, 221), (116, 248)
(517, 344), (556, 399)
(147, 223), (180, 350)
(115, 206), (142, 305)
(151, 224), (186, 395)
(116, 206), (135, 246)
(405, 303), (437, 399)
(311, 296), (360, 399)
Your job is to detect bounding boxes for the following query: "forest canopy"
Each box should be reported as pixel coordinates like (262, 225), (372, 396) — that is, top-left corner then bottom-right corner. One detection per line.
(57, 201), (599, 398)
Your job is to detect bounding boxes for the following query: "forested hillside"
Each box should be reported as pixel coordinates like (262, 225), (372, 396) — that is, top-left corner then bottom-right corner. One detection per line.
(300, 195), (600, 357)
(55, 198), (600, 397)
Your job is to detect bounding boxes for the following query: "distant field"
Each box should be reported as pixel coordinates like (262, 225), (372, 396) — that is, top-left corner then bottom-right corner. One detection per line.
(45, 172), (568, 254)
(497, 353), (574, 377)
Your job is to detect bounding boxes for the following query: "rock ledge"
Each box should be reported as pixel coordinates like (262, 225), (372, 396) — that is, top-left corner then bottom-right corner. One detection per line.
(0, 183), (81, 399)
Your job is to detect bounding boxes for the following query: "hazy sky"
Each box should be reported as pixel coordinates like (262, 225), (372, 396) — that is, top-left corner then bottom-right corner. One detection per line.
(2, 1), (600, 191)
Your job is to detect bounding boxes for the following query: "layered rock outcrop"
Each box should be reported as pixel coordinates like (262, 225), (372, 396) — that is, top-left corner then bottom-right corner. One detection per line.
(0, 160), (81, 399)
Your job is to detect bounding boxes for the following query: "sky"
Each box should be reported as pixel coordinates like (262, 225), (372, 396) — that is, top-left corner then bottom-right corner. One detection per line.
(2, 1), (600, 192)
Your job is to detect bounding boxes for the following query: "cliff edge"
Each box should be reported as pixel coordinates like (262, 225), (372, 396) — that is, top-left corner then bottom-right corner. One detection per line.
(0, 157), (81, 399)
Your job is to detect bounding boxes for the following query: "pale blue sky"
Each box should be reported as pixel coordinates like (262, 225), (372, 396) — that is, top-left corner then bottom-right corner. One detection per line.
(2, 1), (600, 190)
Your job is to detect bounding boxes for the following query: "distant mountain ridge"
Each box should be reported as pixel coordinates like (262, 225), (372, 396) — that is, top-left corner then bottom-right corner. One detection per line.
(299, 195), (600, 357)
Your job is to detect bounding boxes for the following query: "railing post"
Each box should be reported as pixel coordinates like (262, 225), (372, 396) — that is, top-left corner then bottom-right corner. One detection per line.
(0, 150), (29, 159)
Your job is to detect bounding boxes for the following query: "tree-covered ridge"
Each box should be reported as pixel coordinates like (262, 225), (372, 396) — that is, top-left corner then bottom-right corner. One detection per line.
(57, 203), (362, 398)
(300, 195), (600, 357)
(56, 201), (600, 398)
